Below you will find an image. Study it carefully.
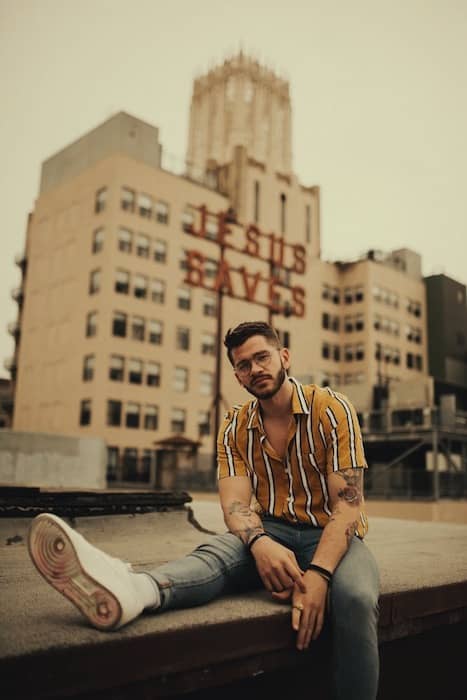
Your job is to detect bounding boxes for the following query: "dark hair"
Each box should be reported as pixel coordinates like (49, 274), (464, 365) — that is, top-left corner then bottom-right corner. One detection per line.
(223, 321), (281, 365)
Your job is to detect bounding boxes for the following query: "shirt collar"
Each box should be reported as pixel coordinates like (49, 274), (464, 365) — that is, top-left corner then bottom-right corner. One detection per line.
(247, 376), (309, 430)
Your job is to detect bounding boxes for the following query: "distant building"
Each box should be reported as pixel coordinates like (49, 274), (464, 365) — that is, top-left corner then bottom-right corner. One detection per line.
(7, 54), (429, 485)
(0, 378), (14, 429)
(425, 274), (467, 410)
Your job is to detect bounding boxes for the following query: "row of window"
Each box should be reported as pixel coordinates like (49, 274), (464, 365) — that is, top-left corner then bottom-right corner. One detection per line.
(83, 354), (215, 393)
(95, 187), (170, 223)
(80, 399), (210, 435)
(322, 342), (424, 370)
(322, 283), (423, 319)
(93, 227), (168, 262)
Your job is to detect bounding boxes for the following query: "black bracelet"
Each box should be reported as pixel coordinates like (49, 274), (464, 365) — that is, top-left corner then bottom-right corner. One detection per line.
(307, 563), (333, 583)
(247, 532), (269, 551)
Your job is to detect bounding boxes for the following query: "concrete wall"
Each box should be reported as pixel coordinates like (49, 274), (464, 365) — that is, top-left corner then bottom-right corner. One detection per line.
(0, 431), (106, 489)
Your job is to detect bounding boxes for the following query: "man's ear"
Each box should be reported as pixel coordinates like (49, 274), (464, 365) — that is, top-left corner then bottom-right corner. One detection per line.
(280, 347), (291, 369)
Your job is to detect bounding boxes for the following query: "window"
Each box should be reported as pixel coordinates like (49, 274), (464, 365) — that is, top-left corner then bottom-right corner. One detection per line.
(128, 358), (143, 384)
(280, 193), (286, 234)
(345, 345), (354, 362)
(305, 203), (311, 244)
(86, 311), (98, 337)
(173, 367), (188, 392)
(355, 315), (364, 332)
(333, 345), (341, 362)
(182, 208), (194, 233)
(123, 448), (138, 479)
(82, 355), (95, 381)
(148, 319), (163, 344)
(206, 217), (218, 241)
(134, 274), (148, 299)
(355, 344), (365, 361)
(115, 269), (130, 294)
(355, 286), (364, 302)
(112, 312), (127, 338)
(331, 316), (340, 332)
(198, 410), (210, 436)
(372, 286), (382, 302)
(146, 361), (161, 386)
(202, 293), (217, 317)
(89, 269), (101, 295)
(144, 405), (159, 430)
(80, 399), (91, 426)
(109, 355), (124, 381)
(107, 400), (122, 426)
(118, 228), (132, 253)
(155, 200), (169, 224)
(177, 287), (191, 310)
(121, 187), (135, 212)
(205, 259), (217, 279)
(151, 278), (165, 303)
(344, 316), (353, 333)
(154, 239), (167, 263)
(137, 193), (152, 218)
(126, 402), (141, 428)
(406, 352), (414, 369)
(201, 332), (216, 355)
(344, 287), (353, 304)
(171, 408), (186, 433)
(95, 187), (107, 213)
(276, 329), (290, 349)
(135, 234), (150, 258)
(107, 446), (119, 481)
(131, 316), (145, 341)
(200, 371), (214, 396)
(322, 343), (330, 360)
(176, 326), (190, 351)
(322, 284), (331, 301)
(141, 450), (152, 480)
(254, 181), (260, 224)
(322, 313), (330, 330)
(415, 355), (423, 371)
(92, 228), (104, 254)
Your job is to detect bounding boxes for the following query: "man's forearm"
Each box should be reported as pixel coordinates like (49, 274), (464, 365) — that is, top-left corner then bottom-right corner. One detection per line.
(223, 500), (264, 546)
(311, 468), (363, 573)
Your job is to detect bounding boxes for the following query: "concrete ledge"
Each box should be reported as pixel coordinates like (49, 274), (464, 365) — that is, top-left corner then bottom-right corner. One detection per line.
(1, 509), (467, 698)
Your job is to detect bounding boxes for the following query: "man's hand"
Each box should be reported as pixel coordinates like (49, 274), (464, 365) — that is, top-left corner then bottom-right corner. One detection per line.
(271, 571), (329, 650)
(250, 536), (306, 594)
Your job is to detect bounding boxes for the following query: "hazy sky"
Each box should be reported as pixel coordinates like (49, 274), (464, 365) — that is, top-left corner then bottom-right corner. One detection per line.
(1, 0), (466, 378)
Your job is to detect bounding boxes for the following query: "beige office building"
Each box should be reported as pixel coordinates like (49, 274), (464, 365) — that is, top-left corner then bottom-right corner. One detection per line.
(9, 54), (428, 484)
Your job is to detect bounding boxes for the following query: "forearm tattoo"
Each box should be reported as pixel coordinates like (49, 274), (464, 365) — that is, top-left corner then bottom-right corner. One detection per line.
(336, 468), (363, 506)
(227, 500), (264, 545)
(345, 520), (359, 546)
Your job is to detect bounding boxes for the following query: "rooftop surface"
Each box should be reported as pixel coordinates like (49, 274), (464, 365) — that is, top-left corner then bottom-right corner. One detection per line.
(1, 498), (467, 698)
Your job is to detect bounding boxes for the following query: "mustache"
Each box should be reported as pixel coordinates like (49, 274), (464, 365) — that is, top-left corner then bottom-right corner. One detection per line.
(251, 374), (272, 384)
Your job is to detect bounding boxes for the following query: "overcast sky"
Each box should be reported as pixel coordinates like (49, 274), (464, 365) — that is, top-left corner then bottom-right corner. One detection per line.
(1, 0), (466, 378)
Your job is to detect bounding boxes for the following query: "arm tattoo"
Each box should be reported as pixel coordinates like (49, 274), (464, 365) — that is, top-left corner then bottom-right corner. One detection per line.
(336, 468), (363, 506)
(345, 520), (359, 546)
(227, 500), (264, 545)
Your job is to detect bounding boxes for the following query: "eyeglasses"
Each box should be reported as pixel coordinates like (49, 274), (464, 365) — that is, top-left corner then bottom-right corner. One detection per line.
(234, 350), (279, 377)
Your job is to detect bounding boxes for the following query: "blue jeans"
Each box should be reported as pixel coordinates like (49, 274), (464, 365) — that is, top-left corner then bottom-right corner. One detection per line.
(146, 518), (380, 700)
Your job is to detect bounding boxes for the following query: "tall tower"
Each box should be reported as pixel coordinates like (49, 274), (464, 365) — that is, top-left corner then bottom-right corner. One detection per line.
(186, 53), (292, 176)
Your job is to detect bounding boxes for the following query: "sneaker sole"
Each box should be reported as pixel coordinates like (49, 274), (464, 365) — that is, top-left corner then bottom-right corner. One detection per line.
(28, 514), (122, 630)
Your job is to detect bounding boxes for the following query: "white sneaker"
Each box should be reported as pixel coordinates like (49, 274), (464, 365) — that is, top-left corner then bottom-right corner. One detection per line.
(28, 513), (145, 630)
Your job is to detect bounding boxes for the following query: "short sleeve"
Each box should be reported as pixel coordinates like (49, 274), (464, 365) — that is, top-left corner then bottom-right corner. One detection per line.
(217, 409), (249, 479)
(319, 391), (367, 473)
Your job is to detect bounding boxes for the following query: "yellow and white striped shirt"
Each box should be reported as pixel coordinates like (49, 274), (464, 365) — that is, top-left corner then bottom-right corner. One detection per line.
(217, 377), (369, 537)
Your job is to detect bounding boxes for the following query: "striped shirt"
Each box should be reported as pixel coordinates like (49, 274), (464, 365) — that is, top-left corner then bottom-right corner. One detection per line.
(217, 377), (369, 537)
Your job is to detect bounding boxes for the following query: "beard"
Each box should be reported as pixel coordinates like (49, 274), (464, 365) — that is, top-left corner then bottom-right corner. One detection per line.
(243, 364), (287, 400)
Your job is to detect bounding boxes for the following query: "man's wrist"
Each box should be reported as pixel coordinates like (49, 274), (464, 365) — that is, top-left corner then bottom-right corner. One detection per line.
(307, 563), (333, 584)
(247, 532), (269, 551)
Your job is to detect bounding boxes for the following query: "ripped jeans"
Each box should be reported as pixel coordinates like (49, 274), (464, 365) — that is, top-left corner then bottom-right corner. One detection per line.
(145, 517), (380, 700)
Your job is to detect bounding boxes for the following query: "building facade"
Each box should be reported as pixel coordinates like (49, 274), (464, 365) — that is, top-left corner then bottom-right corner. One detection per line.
(7, 55), (429, 485)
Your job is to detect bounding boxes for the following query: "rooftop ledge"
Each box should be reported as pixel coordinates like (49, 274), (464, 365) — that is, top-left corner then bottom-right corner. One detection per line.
(1, 506), (467, 699)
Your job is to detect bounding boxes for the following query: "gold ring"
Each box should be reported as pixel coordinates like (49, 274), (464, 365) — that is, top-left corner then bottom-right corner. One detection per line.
(292, 603), (304, 612)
